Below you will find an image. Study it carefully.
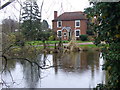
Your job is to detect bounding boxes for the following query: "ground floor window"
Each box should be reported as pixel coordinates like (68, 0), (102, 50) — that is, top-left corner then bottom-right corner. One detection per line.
(57, 30), (62, 37)
(75, 29), (80, 37)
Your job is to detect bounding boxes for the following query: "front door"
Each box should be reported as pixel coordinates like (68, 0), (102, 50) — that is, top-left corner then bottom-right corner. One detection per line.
(62, 29), (68, 40)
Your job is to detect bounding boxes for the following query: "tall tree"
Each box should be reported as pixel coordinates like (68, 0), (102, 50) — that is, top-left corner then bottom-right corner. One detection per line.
(41, 20), (49, 30)
(84, 2), (120, 89)
(21, 0), (41, 40)
(84, 7), (95, 35)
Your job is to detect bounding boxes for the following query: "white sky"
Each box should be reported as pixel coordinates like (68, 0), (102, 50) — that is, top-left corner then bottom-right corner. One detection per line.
(0, 0), (90, 27)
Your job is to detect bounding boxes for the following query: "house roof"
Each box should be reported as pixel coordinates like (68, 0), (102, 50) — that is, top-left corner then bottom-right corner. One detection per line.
(53, 11), (87, 21)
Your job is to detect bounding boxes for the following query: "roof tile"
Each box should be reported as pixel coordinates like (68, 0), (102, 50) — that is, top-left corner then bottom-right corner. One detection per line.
(53, 11), (87, 21)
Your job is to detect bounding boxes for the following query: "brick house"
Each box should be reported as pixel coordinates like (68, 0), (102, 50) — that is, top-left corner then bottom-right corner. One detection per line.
(52, 11), (87, 40)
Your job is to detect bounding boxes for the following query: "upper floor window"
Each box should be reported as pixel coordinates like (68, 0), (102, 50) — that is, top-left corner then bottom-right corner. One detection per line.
(57, 21), (62, 28)
(75, 20), (80, 27)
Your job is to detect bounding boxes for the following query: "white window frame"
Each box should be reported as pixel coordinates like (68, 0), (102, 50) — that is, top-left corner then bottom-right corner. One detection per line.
(75, 20), (80, 27)
(75, 29), (80, 37)
(57, 21), (62, 28)
(57, 30), (62, 37)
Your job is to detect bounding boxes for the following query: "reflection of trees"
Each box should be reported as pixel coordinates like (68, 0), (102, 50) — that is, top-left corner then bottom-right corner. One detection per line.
(53, 53), (58, 74)
(1, 46), (53, 88)
(1, 48), (41, 87)
(2, 58), (16, 71)
(86, 51), (100, 78)
(52, 51), (100, 74)
(23, 61), (40, 88)
(52, 52), (81, 72)
(59, 52), (80, 71)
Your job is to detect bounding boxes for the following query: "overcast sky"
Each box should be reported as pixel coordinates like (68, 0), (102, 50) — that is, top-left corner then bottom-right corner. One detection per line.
(0, 0), (90, 27)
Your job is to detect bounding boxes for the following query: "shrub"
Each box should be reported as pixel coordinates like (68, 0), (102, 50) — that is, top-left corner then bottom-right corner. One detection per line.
(88, 36), (95, 41)
(80, 35), (88, 41)
(86, 30), (94, 35)
(48, 35), (55, 41)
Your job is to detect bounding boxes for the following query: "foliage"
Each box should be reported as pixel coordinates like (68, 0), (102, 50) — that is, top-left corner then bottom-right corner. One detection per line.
(21, 1), (52, 41)
(84, 2), (120, 89)
(2, 32), (26, 55)
(36, 29), (53, 41)
(21, 1), (41, 41)
(80, 35), (88, 41)
(6, 33), (25, 46)
(41, 20), (49, 30)
(48, 35), (55, 41)
(86, 30), (94, 35)
(14, 33), (25, 46)
(84, 7), (95, 36)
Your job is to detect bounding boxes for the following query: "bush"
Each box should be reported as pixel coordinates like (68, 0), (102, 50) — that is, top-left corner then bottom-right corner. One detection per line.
(48, 35), (55, 41)
(15, 33), (25, 46)
(80, 35), (88, 41)
(86, 30), (94, 35)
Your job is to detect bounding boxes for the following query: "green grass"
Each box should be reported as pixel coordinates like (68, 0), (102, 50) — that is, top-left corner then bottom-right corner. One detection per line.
(26, 41), (69, 45)
(26, 40), (91, 46)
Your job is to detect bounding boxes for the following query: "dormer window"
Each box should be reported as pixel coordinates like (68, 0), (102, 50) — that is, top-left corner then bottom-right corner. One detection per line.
(75, 20), (80, 27)
(57, 21), (62, 28)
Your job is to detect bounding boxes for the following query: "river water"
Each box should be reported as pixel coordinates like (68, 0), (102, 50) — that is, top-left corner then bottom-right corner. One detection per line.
(1, 50), (105, 88)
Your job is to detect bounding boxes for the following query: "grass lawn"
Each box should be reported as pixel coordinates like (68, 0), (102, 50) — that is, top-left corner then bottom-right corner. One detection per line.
(26, 40), (92, 46)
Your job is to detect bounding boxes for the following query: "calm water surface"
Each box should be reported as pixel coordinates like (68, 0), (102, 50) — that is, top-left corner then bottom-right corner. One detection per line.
(1, 51), (105, 88)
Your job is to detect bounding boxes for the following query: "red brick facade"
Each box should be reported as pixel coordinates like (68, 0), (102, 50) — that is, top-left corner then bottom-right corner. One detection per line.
(52, 11), (87, 40)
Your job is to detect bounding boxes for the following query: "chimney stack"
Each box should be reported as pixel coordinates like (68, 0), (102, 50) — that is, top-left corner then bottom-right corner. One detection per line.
(54, 11), (57, 19)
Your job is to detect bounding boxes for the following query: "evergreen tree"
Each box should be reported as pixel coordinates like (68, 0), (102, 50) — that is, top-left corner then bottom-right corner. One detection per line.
(21, 0), (41, 40)
(85, 2), (120, 89)
(42, 20), (49, 30)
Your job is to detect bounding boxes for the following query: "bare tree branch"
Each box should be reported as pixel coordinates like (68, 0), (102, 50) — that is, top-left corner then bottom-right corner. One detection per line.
(40, 0), (44, 19)
(2, 44), (14, 55)
(0, 0), (15, 10)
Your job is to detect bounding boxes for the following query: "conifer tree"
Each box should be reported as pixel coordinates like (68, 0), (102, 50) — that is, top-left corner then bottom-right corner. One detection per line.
(21, 0), (41, 40)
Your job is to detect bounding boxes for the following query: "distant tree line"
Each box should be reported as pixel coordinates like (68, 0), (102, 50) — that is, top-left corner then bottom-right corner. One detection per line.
(2, 18), (19, 34)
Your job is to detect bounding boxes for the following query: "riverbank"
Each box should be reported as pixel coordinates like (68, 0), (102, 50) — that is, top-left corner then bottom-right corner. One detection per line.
(12, 41), (101, 54)
(36, 42), (101, 53)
